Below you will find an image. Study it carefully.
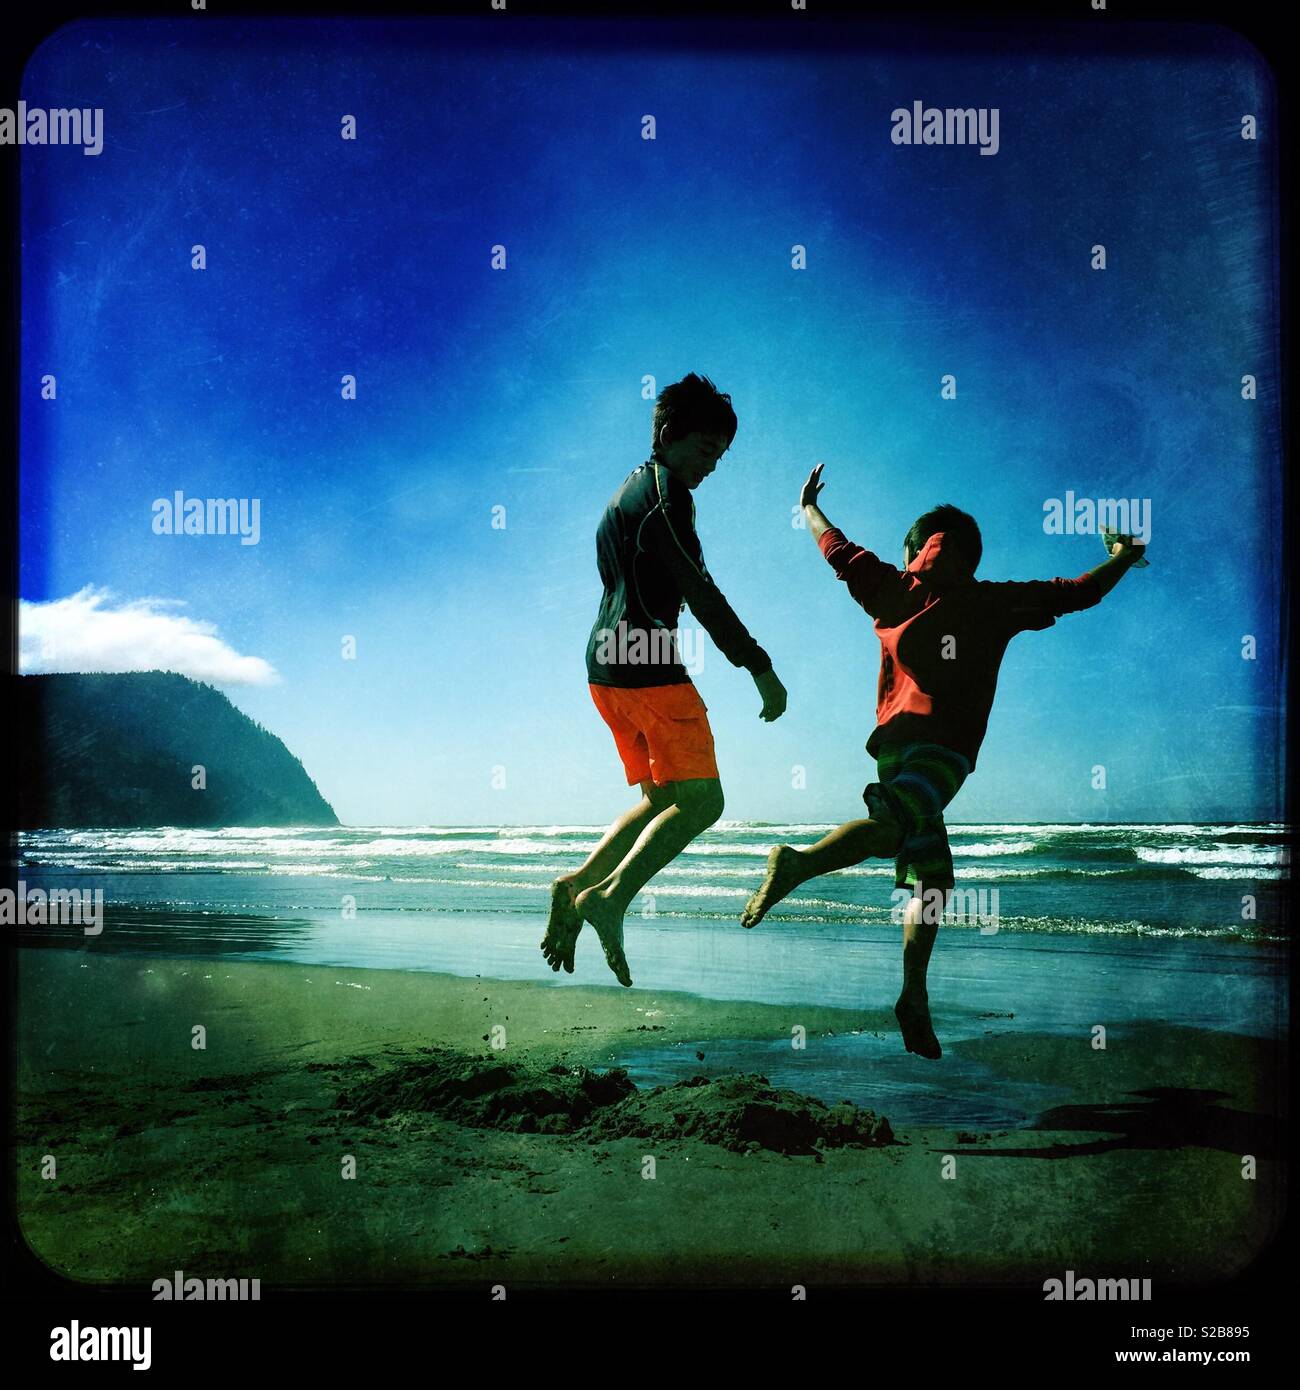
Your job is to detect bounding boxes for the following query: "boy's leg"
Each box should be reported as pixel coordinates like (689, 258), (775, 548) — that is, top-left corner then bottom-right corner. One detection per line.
(741, 817), (901, 927)
(545, 682), (664, 973)
(563, 779), (678, 894)
(575, 776), (725, 986)
(895, 890), (943, 1059)
(887, 747), (970, 1058)
(541, 779), (674, 973)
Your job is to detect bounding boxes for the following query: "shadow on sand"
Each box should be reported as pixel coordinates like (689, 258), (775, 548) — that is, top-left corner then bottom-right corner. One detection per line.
(945, 1087), (1286, 1160)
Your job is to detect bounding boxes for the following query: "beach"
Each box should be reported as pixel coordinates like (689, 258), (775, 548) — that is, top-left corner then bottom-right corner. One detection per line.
(16, 942), (1286, 1290)
(14, 820), (1288, 1289)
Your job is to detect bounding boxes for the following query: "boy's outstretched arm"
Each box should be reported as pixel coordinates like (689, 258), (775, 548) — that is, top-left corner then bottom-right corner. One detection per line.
(999, 534), (1148, 633)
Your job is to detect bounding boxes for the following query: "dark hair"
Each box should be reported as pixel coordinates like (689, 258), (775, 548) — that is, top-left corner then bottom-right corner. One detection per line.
(904, 504), (982, 571)
(652, 374), (738, 455)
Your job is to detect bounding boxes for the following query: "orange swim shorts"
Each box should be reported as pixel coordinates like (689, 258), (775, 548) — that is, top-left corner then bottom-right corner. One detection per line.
(588, 682), (719, 787)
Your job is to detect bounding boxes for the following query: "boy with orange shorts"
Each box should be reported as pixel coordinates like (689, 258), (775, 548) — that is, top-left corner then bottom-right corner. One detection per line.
(540, 374), (787, 985)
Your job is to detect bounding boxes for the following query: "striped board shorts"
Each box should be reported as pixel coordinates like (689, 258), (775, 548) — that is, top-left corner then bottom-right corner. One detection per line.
(863, 741), (972, 893)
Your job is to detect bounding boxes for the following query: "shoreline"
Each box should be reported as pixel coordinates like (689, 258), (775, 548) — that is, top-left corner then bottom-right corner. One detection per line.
(14, 905), (1288, 1047)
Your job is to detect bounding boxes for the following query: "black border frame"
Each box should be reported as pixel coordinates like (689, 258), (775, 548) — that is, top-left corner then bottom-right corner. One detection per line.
(1, 0), (1291, 1369)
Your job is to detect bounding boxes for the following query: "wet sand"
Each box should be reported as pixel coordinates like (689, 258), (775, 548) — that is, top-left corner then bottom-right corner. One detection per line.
(15, 949), (1286, 1290)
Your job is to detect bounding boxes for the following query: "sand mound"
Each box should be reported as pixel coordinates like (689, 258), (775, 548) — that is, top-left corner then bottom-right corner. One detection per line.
(586, 1073), (893, 1155)
(337, 1049), (636, 1135)
(337, 1051), (892, 1154)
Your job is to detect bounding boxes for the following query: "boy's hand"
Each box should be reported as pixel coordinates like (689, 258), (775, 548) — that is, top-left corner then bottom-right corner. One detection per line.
(800, 463), (825, 509)
(754, 668), (787, 722)
(1106, 533), (1149, 567)
(1089, 533), (1149, 596)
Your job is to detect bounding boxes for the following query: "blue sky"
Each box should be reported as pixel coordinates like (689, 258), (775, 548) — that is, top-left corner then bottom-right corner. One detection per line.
(20, 19), (1283, 825)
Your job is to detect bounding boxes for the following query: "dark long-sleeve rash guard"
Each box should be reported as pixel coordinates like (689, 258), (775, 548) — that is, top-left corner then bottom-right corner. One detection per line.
(586, 461), (772, 688)
(818, 526), (1102, 770)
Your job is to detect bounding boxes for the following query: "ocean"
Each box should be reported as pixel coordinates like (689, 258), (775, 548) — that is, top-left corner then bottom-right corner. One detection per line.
(14, 820), (1289, 1127)
(14, 819), (1288, 936)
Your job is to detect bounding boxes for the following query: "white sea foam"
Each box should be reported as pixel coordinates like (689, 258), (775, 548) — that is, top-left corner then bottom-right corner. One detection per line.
(1135, 845), (1287, 867)
(951, 840), (1038, 857)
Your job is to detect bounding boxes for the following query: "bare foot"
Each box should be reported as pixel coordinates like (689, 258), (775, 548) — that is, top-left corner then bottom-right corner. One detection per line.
(540, 878), (583, 974)
(741, 845), (805, 928)
(895, 994), (942, 1060)
(574, 885), (632, 987)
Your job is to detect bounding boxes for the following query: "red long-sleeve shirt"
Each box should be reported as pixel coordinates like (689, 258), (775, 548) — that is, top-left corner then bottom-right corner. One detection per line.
(819, 527), (1102, 770)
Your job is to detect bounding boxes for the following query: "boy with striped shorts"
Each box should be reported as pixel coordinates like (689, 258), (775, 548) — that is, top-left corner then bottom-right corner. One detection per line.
(742, 464), (1146, 1058)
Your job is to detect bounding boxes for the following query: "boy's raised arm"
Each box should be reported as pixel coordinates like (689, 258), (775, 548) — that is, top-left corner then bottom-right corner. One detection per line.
(800, 464), (904, 618)
(800, 463), (835, 542)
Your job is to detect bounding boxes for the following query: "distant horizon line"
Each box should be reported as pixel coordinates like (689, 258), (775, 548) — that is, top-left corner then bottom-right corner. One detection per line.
(342, 818), (1286, 828)
(20, 819), (1288, 831)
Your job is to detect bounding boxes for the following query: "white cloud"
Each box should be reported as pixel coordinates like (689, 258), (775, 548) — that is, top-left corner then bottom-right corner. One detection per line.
(19, 587), (279, 686)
